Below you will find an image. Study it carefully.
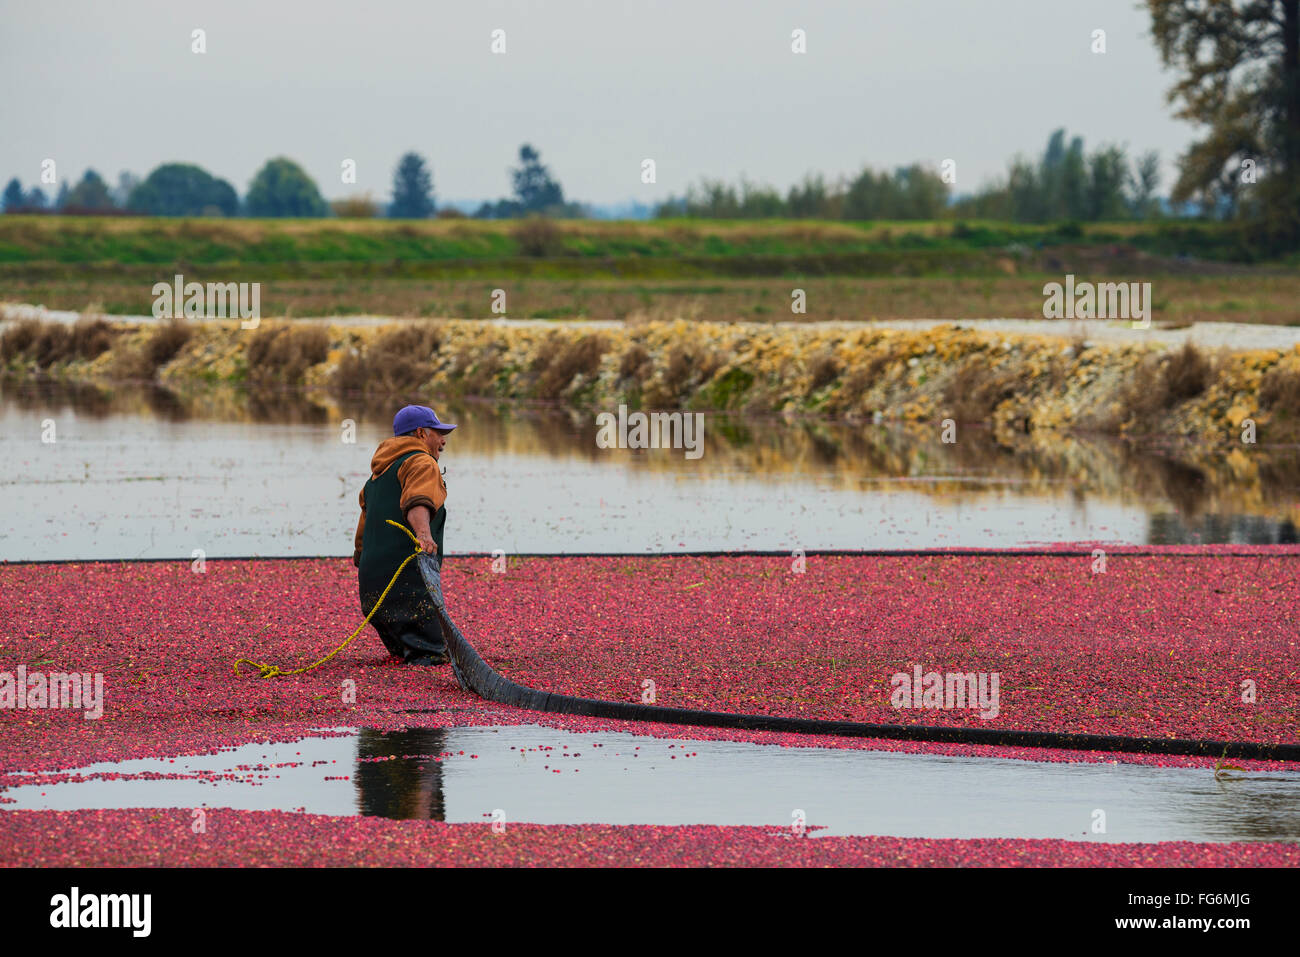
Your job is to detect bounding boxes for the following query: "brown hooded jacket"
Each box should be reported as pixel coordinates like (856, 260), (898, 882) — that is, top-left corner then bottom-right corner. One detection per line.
(352, 436), (448, 566)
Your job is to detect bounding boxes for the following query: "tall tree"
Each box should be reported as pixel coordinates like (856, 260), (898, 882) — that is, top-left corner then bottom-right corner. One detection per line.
(1148, 0), (1300, 239)
(971, 129), (1137, 223)
(24, 187), (47, 210)
(786, 173), (839, 218)
(1087, 145), (1132, 220)
(1038, 129), (1089, 220)
(892, 164), (950, 219)
(1005, 157), (1045, 222)
(389, 152), (435, 218)
(64, 169), (116, 210)
(511, 144), (565, 212)
(1128, 150), (1162, 218)
(127, 163), (238, 216)
(2, 178), (24, 212)
(244, 157), (328, 217)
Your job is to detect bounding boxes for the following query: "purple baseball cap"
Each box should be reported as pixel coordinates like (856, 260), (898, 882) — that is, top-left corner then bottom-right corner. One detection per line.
(393, 404), (457, 436)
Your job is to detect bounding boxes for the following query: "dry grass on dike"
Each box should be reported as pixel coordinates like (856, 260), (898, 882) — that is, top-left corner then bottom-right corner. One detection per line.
(327, 324), (729, 408)
(939, 354), (1058, 427)
(0, 316), (121, 366)
(1112, 341), (1215, 428)
(333, 322), (444, 399)
(531, 332), (607, 399)
(1259, 360), (1300, 424)
(1107, 340), (1300, 438)
(82, 318), (193, 383)
(7, 314), (1300, 440)
(247, 329), (1300, 440)
(243, 323), (330, 386)
(0, 314), (192, 382)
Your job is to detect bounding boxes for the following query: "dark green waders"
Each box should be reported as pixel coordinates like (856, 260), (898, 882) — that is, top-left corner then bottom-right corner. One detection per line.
(357, 450), (448, 663)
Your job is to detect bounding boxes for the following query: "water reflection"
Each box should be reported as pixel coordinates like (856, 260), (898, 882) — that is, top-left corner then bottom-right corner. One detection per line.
(1149, 512), (1299, 546)
(354, 727), (447, 820)
(4, 724), (1297, 843)
(2, 376), (1298, 555)
(1174, 781), (1300, 843)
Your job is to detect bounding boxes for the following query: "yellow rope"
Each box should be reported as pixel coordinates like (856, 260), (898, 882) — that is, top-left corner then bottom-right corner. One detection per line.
(233, 519), (425, 679)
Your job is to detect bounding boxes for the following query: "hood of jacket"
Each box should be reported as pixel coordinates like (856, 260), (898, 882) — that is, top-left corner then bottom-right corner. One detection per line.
(370, 436), (432, 478)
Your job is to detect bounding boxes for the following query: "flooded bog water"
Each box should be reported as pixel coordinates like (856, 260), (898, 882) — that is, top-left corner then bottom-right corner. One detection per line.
(1, 380), (1297, 559)
(3, 725), (1297, 843)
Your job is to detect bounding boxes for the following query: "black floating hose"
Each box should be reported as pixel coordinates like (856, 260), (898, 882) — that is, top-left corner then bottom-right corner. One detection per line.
(416, 555), (1300, 763)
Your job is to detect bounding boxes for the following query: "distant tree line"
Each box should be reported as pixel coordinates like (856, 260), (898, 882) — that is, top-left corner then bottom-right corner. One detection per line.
(1, 157), (325, 218)
(654, 165), (950, 220)
(653, 130), (1164, 223)
(951, 131), (1163, 222)
(1, 144), (582, 221)
(14, 136), (1165, 226)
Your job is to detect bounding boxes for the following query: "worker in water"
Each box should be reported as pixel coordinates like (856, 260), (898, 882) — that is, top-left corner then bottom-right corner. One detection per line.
(353, 405), (455, 665)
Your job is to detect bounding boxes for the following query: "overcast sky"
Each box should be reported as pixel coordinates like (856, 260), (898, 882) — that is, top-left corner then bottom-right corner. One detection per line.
(1, 0), (1193, 206)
